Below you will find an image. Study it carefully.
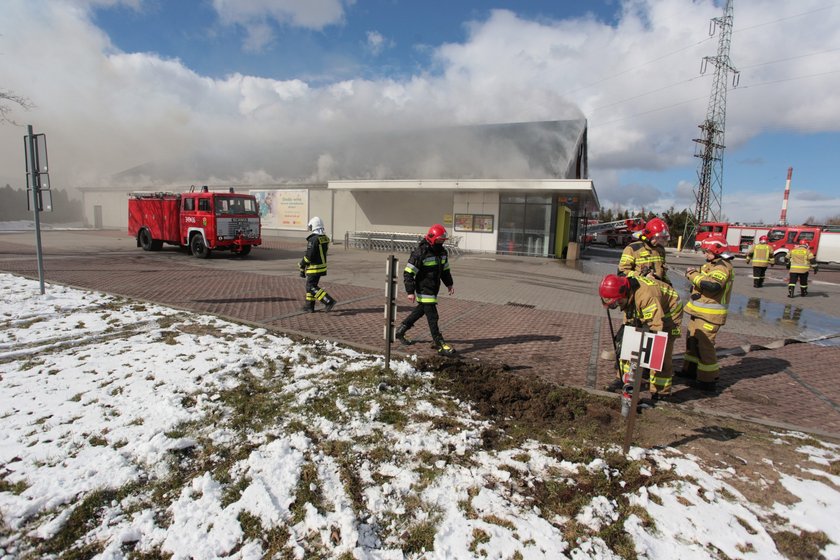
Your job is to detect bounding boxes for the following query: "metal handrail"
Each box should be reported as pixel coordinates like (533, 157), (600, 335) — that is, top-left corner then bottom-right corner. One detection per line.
(344, 231), (461, 255)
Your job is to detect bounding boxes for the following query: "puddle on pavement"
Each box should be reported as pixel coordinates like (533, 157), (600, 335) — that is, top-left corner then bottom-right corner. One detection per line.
(727, 295), (840, 346)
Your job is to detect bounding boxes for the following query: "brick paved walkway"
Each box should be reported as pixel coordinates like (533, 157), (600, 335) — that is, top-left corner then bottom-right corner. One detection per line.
(2, 230), (840, 438)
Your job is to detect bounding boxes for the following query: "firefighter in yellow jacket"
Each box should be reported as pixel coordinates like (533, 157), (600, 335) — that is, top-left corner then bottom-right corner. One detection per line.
(787, 239), (818, 298)
(599, 273), (683, 401)
(678, 234), (734, 392)
(618, 217), (671, 284)
(745, 235), (773, 288)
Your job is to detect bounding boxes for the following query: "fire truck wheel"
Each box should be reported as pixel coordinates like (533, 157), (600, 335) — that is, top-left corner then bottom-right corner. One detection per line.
(607, 238), (617, 248)
(139, 228), (154, 251)
(774, 253), (787, 265)
(190, 235), (211, 259)
(237, 245), (252, 257)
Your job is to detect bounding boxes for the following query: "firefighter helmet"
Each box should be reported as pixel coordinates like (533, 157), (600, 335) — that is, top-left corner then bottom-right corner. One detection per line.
(598, 274), (631, 307)
(642, 217), (670, 245)
(308, 216), (325, 234)
(425, 224), (448, 244)
(700, 234), (727, 256)
(800, 239), (811, 248)
(759, 235), (768, 243)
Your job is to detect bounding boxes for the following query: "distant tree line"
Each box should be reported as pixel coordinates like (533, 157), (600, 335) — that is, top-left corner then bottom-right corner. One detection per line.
(0, 184), (83, 223)
(804, 214), (840, 226)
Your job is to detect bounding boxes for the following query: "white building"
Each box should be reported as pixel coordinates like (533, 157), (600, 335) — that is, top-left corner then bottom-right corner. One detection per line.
(81, 119), (598, 258)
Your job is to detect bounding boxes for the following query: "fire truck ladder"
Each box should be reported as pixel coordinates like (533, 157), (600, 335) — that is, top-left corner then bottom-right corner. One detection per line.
(586, 220), (631, 235)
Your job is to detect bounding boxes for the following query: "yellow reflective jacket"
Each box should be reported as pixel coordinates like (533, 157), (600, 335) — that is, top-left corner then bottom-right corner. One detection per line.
(685, 257), (734, 325)
(618, 238), (669, 283)
(624, 276), (683, 335)
(746, 243), (772, 267)
(789, 245), (816, 273)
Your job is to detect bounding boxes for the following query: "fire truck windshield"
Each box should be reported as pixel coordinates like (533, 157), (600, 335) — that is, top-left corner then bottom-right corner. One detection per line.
(767, 229), (786, 243)
(215, 197), (258, 216)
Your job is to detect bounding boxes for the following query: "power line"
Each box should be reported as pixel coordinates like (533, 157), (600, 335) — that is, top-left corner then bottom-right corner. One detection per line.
(732, 3), (840, 34)
(559, 38), (713, 98)
(560, 3), (839, 98)
(739, 46), (840, 69)
(587, 47), (838, 116)
(588, 68), (840, 127)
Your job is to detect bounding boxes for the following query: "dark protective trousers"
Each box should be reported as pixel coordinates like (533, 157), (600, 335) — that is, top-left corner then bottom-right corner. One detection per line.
(752, 266), (768, 287)
(788, 272), (809, 294)
(305, 274), (335, 307)
(401, 302), (442, 342)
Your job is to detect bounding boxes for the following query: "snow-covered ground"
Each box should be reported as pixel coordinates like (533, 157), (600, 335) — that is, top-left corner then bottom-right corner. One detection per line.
(1, 272), (839, 559)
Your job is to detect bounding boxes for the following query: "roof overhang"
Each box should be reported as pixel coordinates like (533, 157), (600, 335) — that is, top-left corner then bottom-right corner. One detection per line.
(328, 179), (599, 211)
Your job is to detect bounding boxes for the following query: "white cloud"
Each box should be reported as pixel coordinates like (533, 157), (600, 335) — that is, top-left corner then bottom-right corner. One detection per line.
(365, 30), (390, 56)
(1, 0), (839, 222)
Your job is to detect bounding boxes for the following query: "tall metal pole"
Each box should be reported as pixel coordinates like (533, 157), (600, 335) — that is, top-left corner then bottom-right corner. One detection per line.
(26, 125), (46, 295)
(684, 0), (739, 248)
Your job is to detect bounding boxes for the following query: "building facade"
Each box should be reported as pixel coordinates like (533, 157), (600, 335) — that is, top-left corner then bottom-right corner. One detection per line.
(81, 120), (598, 257)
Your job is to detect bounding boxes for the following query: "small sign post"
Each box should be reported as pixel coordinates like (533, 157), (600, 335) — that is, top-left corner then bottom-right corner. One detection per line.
(384, 255), (399, 370)
(620, 325), (669, 453)
(23, 125), (51, 295)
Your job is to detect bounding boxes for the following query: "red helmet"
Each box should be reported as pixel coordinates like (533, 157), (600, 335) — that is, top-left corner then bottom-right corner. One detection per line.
(425, 224), (448, 244)
(759, 235), (768, 243)
(599, 274), (631, 307)
(643, 217), (670, 244)
(800, 239), (811, 248)
(700, 234), (727, 256)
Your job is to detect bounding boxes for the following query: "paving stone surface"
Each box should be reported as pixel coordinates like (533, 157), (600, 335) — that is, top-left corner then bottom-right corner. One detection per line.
(2, 230), (840, 438)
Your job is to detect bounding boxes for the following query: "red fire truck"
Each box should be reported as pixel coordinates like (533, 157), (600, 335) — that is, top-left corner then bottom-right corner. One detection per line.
(695, 222), (770, 255)
(697, 221), (840, 264)
(765, 224), (840, 265)
(128, 186), (262, 258)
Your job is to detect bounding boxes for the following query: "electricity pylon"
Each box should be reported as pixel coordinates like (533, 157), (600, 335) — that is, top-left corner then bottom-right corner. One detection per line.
(683, 0), (739, 248)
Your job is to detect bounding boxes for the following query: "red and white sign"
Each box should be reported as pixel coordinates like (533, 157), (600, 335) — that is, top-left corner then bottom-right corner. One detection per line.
(619, 327), (669, 371)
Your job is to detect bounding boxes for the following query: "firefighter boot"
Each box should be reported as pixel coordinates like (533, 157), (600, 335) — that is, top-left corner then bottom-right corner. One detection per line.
(753, 279), (759, 288)
(322, 293), (337, 312)
(675, 361), (697, 380)
(301, 301), (315, 313)
(788, 285), (795, 298)
(688, 379), (717, 392)
(801, 288), (808, 297)
(435, 337), (456, 357)
(395, 324), (413, 346)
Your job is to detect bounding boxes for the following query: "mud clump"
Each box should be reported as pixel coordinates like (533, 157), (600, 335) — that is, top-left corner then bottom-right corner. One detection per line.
(418, 357), (623, 447)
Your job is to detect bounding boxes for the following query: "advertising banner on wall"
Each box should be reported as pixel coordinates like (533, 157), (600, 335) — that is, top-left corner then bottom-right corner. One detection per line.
(250, 189), (308, 230)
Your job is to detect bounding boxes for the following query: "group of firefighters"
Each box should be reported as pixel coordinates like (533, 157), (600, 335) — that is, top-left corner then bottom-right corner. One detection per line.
(599, 218), (734, 400)
(600, 219), (821, 402)
(745, 235), (818, 298)
(297, 213), (819, 400)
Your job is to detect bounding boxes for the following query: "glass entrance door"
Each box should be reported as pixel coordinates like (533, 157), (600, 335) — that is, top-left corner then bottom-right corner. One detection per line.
(497, 194), (554, 256)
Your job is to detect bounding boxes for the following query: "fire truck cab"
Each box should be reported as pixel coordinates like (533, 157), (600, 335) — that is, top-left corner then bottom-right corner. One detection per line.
(128, 186), (262, 258)
(766, 225), (840, 265)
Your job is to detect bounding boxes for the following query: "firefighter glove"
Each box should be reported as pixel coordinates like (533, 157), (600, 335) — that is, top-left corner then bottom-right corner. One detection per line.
(814, 266), (819, 275)
(690, 292), (701, 300)
(299, 271), (306, 278)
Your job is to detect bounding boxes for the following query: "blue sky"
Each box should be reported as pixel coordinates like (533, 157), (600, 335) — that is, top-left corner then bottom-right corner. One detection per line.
(2, 0), (839, 223)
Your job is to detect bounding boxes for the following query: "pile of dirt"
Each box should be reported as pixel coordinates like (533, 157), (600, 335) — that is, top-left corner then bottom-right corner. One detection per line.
(418, 356), (623, 446)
